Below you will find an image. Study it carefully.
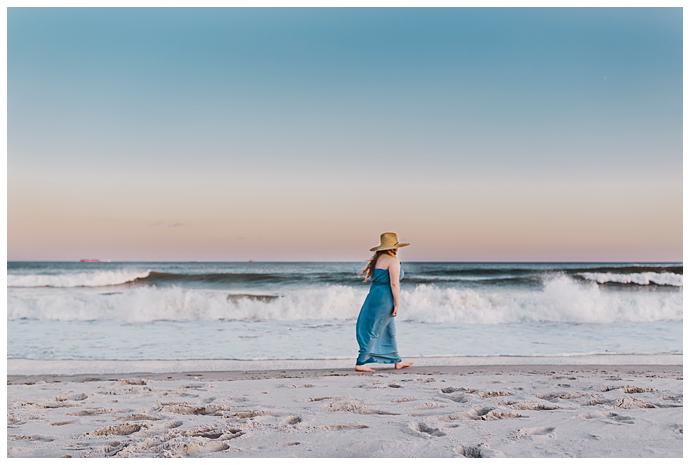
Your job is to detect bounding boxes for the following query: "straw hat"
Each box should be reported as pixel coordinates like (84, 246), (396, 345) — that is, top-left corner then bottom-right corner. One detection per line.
(369, 232), (411, 252)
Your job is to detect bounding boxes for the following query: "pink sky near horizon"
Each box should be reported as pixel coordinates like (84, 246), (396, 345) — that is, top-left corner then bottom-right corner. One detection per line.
(8, 169), (681, 262)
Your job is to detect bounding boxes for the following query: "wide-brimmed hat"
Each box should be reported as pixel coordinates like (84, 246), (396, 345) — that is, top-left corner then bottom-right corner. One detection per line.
(369, 232), (411, 252)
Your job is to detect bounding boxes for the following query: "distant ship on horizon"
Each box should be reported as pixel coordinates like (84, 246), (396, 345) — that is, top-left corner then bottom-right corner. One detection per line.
(79, 259), (112, 263)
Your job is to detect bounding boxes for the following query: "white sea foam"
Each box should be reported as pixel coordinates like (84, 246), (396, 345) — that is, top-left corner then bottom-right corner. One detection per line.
(577, 272), (682, 287)
(403, 274), (681, 323)
(8, 270), (151, 288)
(8, 275), (682, 324)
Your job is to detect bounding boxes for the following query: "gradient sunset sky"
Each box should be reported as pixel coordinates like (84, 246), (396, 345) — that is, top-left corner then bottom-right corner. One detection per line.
(8, 8), (682, 261)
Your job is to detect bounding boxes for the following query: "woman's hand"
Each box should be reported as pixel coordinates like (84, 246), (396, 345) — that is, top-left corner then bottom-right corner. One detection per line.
(392, 306), (398, 317)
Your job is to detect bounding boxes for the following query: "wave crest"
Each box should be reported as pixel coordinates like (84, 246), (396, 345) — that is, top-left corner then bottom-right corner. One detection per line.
(8, 275), (681, 324)
(576, 272), (682, 287)
(8, 270), (152, 288)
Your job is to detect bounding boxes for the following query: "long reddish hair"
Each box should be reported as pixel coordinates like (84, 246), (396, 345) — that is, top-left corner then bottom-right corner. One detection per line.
(361, 249), (397, 282)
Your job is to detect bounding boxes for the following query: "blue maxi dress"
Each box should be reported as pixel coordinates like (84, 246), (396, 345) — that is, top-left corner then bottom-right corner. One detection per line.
(355, 264), (405, 365)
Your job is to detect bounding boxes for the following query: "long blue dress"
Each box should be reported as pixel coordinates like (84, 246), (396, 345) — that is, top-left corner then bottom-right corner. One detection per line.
(355, 264), (405, 365)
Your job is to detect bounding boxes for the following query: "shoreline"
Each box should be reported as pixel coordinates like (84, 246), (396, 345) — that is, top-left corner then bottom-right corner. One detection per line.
(8, 353), (682, 377)
(8, 362), (682, 387)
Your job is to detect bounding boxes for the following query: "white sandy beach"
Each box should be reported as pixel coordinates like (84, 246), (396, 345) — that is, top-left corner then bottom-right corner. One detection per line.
(7, 356), (683, 458)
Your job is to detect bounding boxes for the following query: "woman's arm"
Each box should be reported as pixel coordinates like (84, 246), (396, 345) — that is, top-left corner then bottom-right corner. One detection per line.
(388, 259), (401, 317)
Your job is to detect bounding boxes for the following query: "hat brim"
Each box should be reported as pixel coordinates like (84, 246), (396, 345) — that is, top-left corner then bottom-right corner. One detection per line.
(369, 242), (410, 252)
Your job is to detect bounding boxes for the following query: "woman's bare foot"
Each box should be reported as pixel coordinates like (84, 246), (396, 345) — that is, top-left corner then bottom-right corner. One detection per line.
(355, 365), (375, 373)
(394, 361), (413, 370)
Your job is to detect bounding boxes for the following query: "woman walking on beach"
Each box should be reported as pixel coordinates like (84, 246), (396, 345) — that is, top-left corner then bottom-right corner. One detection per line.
(355, 232), (414, 373)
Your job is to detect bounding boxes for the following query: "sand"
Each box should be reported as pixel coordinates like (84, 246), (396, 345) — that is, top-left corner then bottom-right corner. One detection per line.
(6, 358), (683, 458)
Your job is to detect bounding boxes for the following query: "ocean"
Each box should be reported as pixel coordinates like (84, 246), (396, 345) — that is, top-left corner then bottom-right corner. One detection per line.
(7, 261), (682, 361)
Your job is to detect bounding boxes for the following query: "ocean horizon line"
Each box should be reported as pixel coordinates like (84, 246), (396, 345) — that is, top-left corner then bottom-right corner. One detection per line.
(7, 259), (684, 264)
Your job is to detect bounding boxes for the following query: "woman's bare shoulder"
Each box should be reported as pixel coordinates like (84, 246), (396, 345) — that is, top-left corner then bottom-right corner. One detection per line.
(376, 254), (400, 269)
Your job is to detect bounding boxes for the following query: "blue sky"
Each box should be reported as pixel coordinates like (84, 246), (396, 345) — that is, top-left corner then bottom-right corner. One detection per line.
(8, 8), (682, 261)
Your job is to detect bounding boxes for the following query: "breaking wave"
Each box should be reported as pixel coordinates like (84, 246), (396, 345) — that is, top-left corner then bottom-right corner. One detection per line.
(8, 265), (682, 289)
(8, 270), (152, 288)
(576, 272), (682, 287)
(8, 275), (681, 324)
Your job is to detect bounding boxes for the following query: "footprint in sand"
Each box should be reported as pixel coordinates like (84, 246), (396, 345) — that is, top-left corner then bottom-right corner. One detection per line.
(614, 397), (655, 409)
(182, 441), (230, 457)
(416, 401), (447, 410)
(467, 406), (494, 417)
(465, 406), (525, 421)
(508, 401), (559, 411)
(445, 394), (468, 403)
(96, 390), (119, 396)
(104, 441), (128, 457)
(457, 444), (483, 458)
(118, 379), (147, 386)
(157, 403), (223, 416)
(327, 400), (398, 416)
(456, 443), (504, 458)
(319, 424), (369, 431)
(8, 415), (26, 426)
(63, 441), (91, 452)
(38, 401), (78, 409)
(604, 413), (635, 425)
(55, 393), (88, 402)
(623, 386), (656, 393)
(409, 422), (446, 437)
(441, 386), (477, 394)
(537, 391), (583, 402)
(582, 396), (610, 406)
(232, 410), (267, 419)
(11, 434), (55, 443)
(511, 426), (556, 440)
(183, 383), (207, 391)
(89, 423), (146, 437)
(67, 408), (113, 417)
(184, 426), (243, 440)
(579, 411), (606, 420)
(478, 390), (512, 398)
(50, 420), (76, 426)
(120, 413), (162, 421)
(283, 383), (315, 389)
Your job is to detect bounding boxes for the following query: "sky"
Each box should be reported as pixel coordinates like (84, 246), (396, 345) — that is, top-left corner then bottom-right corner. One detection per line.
(7, 8), (682, 261)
